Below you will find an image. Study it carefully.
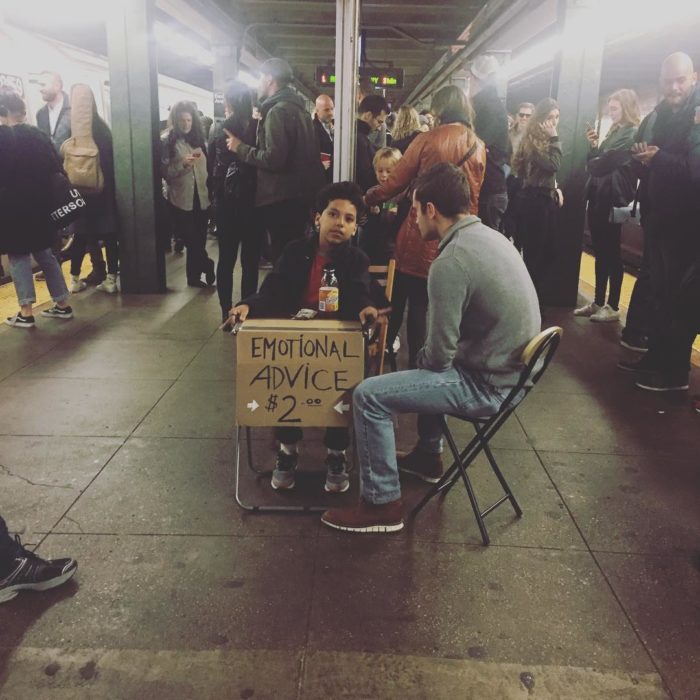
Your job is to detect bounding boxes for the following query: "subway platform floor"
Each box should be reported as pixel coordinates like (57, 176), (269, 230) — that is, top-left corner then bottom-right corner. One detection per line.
(0, 250), (698, 700)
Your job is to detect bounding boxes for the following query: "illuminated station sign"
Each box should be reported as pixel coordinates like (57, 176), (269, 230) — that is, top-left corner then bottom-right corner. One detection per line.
(316, 66), (404, 89)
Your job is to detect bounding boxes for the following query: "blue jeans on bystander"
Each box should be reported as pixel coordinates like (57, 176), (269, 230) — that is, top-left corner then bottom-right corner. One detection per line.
(8, 248), (70, 307)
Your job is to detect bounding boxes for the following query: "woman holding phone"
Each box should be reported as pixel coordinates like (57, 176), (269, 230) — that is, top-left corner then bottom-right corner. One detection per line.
(574, 89), (640, 322)
(512, 97), (562, 304)
(161, 101), (214, 287)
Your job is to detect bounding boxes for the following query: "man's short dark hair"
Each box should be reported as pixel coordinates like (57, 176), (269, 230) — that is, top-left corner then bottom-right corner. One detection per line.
(260, 58), (294, 87)
(359, 94), (389, 117)
(413, 162), (471, 218)
(315, 181), (366, 219)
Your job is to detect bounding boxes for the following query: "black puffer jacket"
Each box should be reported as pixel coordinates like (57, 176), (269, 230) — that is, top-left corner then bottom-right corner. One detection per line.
(472, 85), (511, 197)
(208, 114), (257, 210)
(239, 232), (388, 319)
(236, 87), (325, 208)
(0, 124), (64, 255)
(645, 86), (700, 238)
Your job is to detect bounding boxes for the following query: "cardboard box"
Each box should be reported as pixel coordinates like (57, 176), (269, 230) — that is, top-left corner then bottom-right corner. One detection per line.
(236, 319), (365, 427)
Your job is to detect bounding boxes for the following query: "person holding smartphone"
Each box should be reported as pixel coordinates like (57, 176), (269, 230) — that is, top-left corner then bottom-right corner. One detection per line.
(575, 89), (640, 323)
(161, 101), (215, 288)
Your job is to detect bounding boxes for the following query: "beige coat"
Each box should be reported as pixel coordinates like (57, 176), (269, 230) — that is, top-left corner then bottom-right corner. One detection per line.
(161, 137), (210, 211)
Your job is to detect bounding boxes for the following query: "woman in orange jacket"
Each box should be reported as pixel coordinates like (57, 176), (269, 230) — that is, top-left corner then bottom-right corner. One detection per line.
(365, 85), (486, 368)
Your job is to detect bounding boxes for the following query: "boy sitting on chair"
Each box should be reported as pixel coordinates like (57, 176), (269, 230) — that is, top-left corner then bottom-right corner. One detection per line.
(228, 181), (387, 494)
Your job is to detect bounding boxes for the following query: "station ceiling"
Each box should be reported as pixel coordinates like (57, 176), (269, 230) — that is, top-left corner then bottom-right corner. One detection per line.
(215, 0), (490, 103)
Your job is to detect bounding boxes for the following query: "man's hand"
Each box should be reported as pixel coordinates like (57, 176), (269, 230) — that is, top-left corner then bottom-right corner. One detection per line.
(631, 142), (659, 165)
(182, 153), (197, 168)
(226, 304), (250, 328)
(224, 128), (242, 152)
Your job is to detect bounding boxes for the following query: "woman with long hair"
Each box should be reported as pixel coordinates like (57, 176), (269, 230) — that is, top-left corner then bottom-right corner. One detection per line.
(391, 105), (422, 153)
(161, 101), (214, 288)
(365, 84), (485, 364)
(209, 81), (260, 322)
(513, 97), (562, 303)
(574, 89), (641, 322)
(66, 84), (120, 293)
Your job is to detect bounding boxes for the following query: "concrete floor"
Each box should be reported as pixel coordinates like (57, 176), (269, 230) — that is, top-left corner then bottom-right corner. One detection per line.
(0, 248), (698, 700)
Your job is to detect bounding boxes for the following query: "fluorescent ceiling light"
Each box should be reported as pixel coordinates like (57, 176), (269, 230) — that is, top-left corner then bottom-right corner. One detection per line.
(506, 0), (700, 80)
(154, 21), (214, 67)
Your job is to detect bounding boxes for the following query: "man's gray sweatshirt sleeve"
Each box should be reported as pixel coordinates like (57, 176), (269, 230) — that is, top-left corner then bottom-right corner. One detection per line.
(417, 256), (471, 372)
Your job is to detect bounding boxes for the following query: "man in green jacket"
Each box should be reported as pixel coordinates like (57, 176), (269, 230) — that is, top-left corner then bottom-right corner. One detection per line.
(225, 58), (325, 262)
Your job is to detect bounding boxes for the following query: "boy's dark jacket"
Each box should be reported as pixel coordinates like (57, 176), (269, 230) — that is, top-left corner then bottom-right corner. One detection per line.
(239, 232), (389, 319)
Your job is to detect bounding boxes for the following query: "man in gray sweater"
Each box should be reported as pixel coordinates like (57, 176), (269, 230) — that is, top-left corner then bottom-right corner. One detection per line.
(322, 162), (541, 534)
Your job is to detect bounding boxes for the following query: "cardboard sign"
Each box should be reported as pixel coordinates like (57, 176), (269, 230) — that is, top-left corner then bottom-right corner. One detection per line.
(236, 319), (365, 427)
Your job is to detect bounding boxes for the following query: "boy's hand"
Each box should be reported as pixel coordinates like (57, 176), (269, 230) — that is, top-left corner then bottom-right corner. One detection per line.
(228, 304), (250, 326)
(359, 306), (378, 325)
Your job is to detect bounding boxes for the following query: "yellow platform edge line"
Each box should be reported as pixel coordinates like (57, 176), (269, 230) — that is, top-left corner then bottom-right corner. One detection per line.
(579, 252), (700, 366)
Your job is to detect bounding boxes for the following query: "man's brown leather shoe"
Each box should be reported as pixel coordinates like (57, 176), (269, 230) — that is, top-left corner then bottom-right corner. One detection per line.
(321, 498), (404, 533)
(397, 446), (443, 483)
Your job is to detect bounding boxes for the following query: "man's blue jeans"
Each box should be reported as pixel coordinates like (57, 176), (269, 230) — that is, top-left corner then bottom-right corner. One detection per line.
(8, 248), (70, 307)
(353, 368), (513, 505)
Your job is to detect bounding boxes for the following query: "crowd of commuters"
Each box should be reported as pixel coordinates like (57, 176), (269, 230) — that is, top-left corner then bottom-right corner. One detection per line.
(1, 49), (699, 599)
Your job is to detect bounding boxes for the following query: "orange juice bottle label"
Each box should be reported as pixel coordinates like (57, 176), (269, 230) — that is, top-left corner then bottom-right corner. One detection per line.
(319, 286), (339, 313)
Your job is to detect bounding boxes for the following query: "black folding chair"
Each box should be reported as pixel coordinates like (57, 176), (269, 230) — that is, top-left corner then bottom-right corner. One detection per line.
(410, 326), (563, 545)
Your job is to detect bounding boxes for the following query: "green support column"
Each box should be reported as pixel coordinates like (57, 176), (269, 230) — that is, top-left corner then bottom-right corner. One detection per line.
(544, 0), (604, 306)
(106, 0), (165, 293)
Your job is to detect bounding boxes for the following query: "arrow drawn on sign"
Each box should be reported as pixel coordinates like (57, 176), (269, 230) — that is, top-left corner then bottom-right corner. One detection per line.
(334, 401), (350, 414)
(247, 400), (259, 412)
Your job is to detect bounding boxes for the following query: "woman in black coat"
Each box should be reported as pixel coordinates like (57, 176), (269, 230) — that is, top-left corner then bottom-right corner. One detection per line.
(574, 89), (640, 322)
(0, 92), (73, 328)
(208, 81), (260, 321)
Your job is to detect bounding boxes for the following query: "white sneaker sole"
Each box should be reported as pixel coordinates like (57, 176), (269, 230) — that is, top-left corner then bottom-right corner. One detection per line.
(324, 480), (350, 494)
(270, 478), (295, 491)
(620, 340), (648, 353)
(40, 311), (73, 320)
(399, 467), (442, 484)
(4, 319), (34, 328)
(320, 517), (404, 533)
(635, 381), (689, 392)
(0, 565), (77, 604)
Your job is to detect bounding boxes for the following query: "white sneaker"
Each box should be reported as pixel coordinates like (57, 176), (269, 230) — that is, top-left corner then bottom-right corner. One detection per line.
(96, 273), (118, 294)
(573, 302), (600, 317)
(70, 275), (87, 293)
(590, 304), (620, 322)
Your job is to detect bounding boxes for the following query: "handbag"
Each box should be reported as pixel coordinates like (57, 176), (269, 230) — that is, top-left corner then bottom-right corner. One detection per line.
(47, 171), (87, 228)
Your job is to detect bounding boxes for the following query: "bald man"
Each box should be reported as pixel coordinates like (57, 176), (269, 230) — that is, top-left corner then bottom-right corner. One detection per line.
(313, 94), (334, 182)
(622, 52), (700, 392)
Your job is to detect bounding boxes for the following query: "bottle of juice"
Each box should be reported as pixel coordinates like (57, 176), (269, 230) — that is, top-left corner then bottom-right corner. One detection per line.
(318, 267), (339, 317)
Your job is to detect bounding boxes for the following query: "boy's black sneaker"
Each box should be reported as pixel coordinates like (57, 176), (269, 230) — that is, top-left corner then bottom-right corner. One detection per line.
(41, 305), (73, 320)
(0, 535), (77, 604)
(5, 312), (35, 328)
(271, 451), (298, 490)
(324, 453), (350, 493)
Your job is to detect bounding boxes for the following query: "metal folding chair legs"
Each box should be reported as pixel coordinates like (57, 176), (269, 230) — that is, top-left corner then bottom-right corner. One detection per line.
(410, 416), (522, 545)
(234, 425), (328, 513)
